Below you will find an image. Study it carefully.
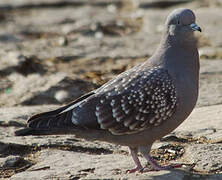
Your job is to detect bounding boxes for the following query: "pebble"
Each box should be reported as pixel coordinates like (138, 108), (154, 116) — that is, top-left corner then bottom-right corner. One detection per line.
(1, 155), (24, 168)
(55, 90), (69, 102)
(57, 36), (68, 46)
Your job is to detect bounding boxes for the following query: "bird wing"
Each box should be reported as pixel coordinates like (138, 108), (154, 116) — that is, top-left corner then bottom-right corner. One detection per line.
(73, 66), (178, 135)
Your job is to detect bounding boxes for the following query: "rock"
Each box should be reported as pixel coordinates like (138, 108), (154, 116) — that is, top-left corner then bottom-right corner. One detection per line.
(0, 73), (97, 106)
(57, 36), (68, 46)
(95, 31), (104, 39)
(107, 4), (117, 13)
(139, 0), (193, 9)
(199, 47), (222, 59)
(152, 142), (172, 150)
(0, 156), (29, 168)
(196, 8), (222, 47)
(8, 149), (185, 179)
(174, 104), (222, 142)
(10, 149), (222, 179)
(0, 104), (36, 127)
(54, 90), (69, 102)
(0, 0), (122, 10)
(21, 76), (97, 105)
(198, 60), (222, 107)
(185, 144), (222, 172)
(2, 51), (25, 67)
(15, 55), (47, 76)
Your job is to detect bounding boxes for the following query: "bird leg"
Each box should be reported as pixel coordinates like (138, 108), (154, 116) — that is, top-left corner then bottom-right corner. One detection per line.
(139, 146), (182, 172)
(127, 147), (143, 173)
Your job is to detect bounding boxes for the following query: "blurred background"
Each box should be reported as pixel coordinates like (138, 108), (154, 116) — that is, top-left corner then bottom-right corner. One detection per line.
(0, 0), (222, 108)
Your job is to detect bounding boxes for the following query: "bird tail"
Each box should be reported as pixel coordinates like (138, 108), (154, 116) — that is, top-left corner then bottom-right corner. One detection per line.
(15, 92), (94, 136)
(15, 108), (76, 136)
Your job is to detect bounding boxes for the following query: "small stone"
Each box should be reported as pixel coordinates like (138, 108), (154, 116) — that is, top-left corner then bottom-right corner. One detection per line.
(199, 48), (216, 59)
(186, 144), (222, 172)
(152, 142), (171, 149)
(95, 31), (104, 39)
(57, 36), (68, 46)
(107, 4), (117, 13)
(156, 25), (164, 33)
(4, 51), (26, 66)
(61, 24), (75, 34)
(2, 155), (24, 168)
(55, 90), (69, 102)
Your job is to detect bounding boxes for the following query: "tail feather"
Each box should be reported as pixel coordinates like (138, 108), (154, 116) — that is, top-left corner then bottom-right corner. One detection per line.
(15, 92), (95, 136)
(15, 110), (75, 136)
(27, 92), (94, 124)
(28, 110), (74, 129)
(14, 127), (73, 136)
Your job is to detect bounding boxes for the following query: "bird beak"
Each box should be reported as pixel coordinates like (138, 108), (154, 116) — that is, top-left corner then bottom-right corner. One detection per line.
(190, 23), (201, 32)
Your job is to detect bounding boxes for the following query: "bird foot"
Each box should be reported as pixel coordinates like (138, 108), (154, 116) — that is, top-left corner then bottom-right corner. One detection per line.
(143, 153), (183, 171)
(126, 166), (143, 173)
(169, 164), (183, 169)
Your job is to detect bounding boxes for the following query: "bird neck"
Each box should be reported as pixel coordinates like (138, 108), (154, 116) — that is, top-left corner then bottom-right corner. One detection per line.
(150, 32), (200, 79)
(160, 31), (198, 51)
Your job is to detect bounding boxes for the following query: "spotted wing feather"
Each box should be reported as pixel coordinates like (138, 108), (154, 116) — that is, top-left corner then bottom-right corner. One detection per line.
(94, 66), (178, 135)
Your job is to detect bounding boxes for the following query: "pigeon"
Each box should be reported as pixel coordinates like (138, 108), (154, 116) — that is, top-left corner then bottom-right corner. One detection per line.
(15, 8), (201, 172)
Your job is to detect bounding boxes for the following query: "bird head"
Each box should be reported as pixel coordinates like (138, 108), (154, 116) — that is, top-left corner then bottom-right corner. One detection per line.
(166, 8), (201, 38)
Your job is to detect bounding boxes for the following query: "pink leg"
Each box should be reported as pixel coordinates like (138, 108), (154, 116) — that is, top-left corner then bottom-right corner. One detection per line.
(139, 146), (182, 172)
(143, 154), (182, 171)
(126, 147), (143, 173)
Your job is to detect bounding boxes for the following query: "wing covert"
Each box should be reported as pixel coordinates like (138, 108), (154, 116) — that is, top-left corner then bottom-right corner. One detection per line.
(94, 66), (178, 135)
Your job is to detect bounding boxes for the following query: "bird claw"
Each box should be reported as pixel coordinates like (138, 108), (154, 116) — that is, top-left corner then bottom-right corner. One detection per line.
(170, 163), (183, 169)
(126, 166), (143, 173)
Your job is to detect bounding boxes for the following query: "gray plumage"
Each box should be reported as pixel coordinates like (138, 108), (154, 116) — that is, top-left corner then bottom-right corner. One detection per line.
(15, 8), (201, 172)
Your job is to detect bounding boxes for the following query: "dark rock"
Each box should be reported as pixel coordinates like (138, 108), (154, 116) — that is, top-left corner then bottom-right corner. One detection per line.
(1, 156), (30, 169)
